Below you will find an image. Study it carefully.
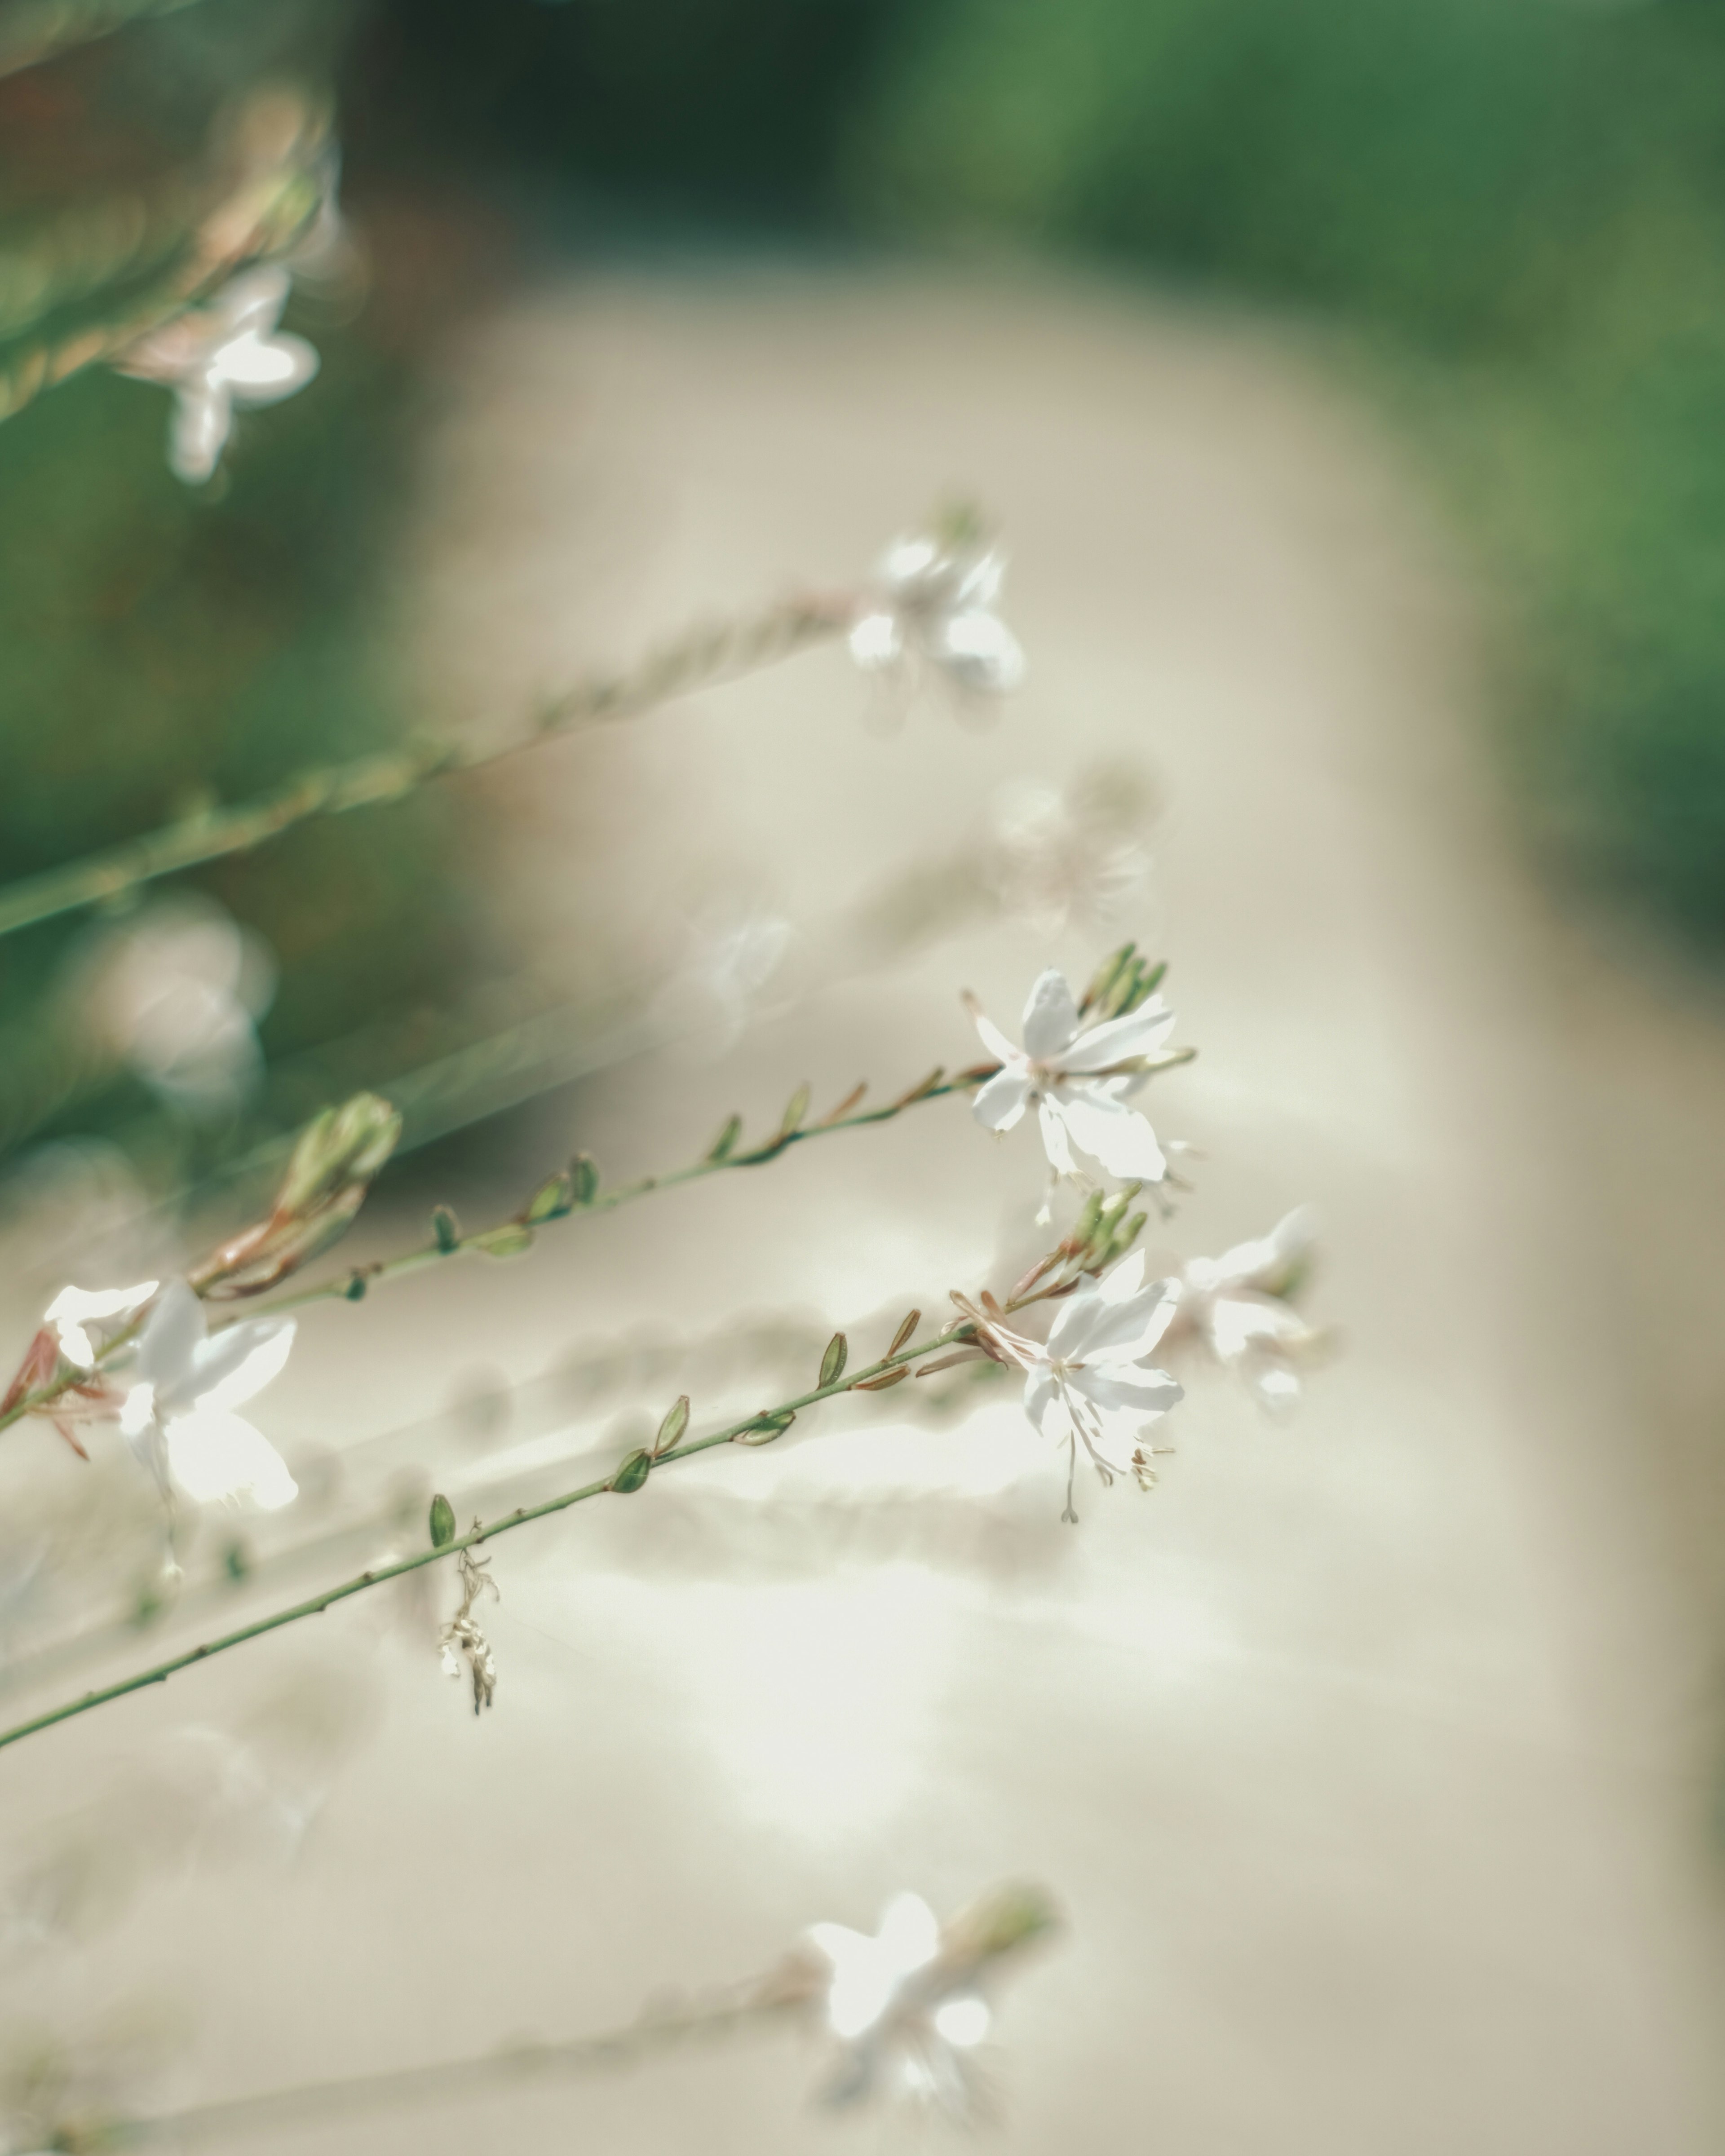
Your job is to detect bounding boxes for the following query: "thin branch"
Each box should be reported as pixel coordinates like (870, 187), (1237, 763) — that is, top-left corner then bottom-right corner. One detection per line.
(253, 1063), (996, 1320)
(0, 594), (850, 943)
(86, 1986), (794, 2149)
(0, 1323), (972, 1755)
(0, 1059), (992, 1438)
(0, 0), (209, 80)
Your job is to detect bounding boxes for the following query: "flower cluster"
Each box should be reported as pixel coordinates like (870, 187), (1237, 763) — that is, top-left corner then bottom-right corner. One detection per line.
(848, 520), (1026, 700)
(792, 1882), (1055, 2120)
(115, 262), (320, 484)
(1167, 1206), (1327, 1414)
(968, 951), (1190, 1212)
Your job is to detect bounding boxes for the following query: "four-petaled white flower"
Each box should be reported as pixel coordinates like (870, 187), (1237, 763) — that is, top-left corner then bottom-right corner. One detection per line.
(950, 1250), (1184, 1518)
(969, 966), (1184, 1192)
(117, 265), (319, 484)
(849, 530), (1026, 697)
(807, 1891), (993, 2118)
(1170, 1206), (1325, 1416)
(118, 1280), (298, 1510)
(45, 1280), (159, 1370)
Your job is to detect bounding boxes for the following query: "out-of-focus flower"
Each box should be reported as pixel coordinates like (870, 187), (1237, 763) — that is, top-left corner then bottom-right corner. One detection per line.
(952, 1250), (1183, 1517)
(438, 1542), (498, 1714)
(118, 1281), (297, 1511)
(117, 264), (319, 484)
(45, 1281), (159, 1370)
(982, 774), (1154, 938)
(653, 906), (793, 1060)
(1168, 1207), (1327, 1416)
(849, 526), (1026, 698)
(792, 1882), (1057, 2120)
(968, 965), (1186, 1195)
(82, 897), (276, 1117)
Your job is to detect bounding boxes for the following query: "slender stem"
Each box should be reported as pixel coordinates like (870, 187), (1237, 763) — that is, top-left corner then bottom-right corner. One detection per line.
(0, 1060), (991, 1440)
(87, 1988), (796, 2149)
(254, 1065), (995, 1320)
(0, 596), (849, 943)
(0, 0), (210, 79)
(0, 1327), (970, 1756)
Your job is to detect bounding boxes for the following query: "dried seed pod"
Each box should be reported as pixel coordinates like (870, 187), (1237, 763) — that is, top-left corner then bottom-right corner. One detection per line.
(610, 1448), (652, 1494)
(887, 1309), (921, 1355)
(653, 1395), (691, 1458)
(818, 1333), (848, 1387)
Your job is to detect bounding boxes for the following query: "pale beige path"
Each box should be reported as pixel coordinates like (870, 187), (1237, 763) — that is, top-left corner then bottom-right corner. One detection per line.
(5, 265), (1725, 2155)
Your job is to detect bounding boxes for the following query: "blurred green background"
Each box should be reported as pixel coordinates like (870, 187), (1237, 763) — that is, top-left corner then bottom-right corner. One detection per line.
(6, 0), (1725, 1188)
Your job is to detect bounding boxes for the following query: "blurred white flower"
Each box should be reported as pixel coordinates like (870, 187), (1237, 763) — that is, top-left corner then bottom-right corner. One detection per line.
(84, 896), (276, 1116)
(45, 1279), (158, 1369)
(117, 264), (319, 484)
(654, 904), (792, 1059)
(849, 529), (1026, 698)
(1170, 1207), (1327, 1416)
(807, 1891), (993, 2117)
(955, 1250), (1183, 1516)
(982, 777), (1153, 938)
(118, 1280), (297, 1511)
(968, 966), (1183, 1191)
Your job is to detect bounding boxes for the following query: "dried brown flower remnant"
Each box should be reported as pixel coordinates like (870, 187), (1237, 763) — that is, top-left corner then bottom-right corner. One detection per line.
(439, 1538), (499, 1716)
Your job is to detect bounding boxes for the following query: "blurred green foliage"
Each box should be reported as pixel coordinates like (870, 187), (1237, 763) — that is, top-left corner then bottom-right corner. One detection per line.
(837, 0), (1725, 940)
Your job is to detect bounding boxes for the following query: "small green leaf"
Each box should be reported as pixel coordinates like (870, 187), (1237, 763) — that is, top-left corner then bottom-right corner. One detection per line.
(429, 1493), (457, 1549)
(894, 1065), (944, 1108)
(223, 1539), (251, 1582)
(343, 1272), (368, 1302)
(571, 1153), (600, 1206)
(524, 1168), (576, 1223)
(818, 1332), (848, 1387)
(653, 1394), (690, 1457)
(778, 1082), (811, 1139)
(887, 1308), (921, 1356)
(853, 1366), (910, 1392)
(432, 1205), (461, 1254)
(610, 1448), (652, 1494)
(473, 1222), (535, 1259)
(733, 1409), (796, 1447)
(707, 1113), (743, 1163)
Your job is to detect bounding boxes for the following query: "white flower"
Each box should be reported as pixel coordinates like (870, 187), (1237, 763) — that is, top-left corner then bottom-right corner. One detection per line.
(117, 265), (319, 484)
(84, 895), (276, 1116)
(118, 1281), (297, 1510)
(969, 966), (1184, 1189)
(958, 1250), (1183, 1520)
(1172, 1207), (1326, 1416)
(44, 1279), (159, 1369)
(849, 530), (1026, 696)
(807, 1892), (993, 2117)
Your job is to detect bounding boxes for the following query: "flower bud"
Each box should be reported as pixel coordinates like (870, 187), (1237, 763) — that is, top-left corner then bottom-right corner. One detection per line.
(275, 1093), (402, 1221)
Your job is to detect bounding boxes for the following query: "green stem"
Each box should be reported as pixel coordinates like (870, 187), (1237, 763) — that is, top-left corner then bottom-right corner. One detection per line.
(0, 597), (848, 942)
(0, 1060), (992, 1439)
(0, 1327), (969, 1756)
(84, 1988), (795, 2148)
(0, 0), (211, 79)
(256, 1065), (995, 1319)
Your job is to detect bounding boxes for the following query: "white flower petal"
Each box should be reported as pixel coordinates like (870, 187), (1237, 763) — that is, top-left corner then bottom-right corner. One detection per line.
(221, 328), (319, 405)
(169, 380), (233, 485)
(1208, 1290), (1312, 1361)
(971, 1065), (1032, 1133)
(164, 1408), (297, 1511)
(849, 609), (903, 671)
(931, 609), (1026, 695)
(1059, 998), (1178, 1073)
(134, 1279), (205, 1391)
(217, 265), (291, 337)
(933, 1996), (991, 2047)
(1020, 968), (1081, 1060)
(45, 1280), (158, 1368)
(953, 548), (1005, 609)
(1073, 1363), (1184, 1421)
(1050, 1087), (1168, 1183)
(1022, 1363), (1068, 1443)
(877, 1892), (940, 1973)
(1036, 1095), (1077, 1176)
(969, 1003), (1022, 1066)
(191, 1317), (296, 1414)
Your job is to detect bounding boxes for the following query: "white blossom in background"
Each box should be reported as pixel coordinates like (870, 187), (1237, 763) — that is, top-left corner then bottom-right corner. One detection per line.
(83, 896), (277, 1116)
(849, 528), (1026, 698)
(947, 1249), (1184, 1517)
(982, 777), (1153, 939)
(118, 1281), (297, 1511)
(968, 966), (1185, 1197)
(45, 1280), (158, 1369)
(1169, 1206), (1327, 1415)
(117, 264), (319, 484)
(806, 1892), (994, 2117)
